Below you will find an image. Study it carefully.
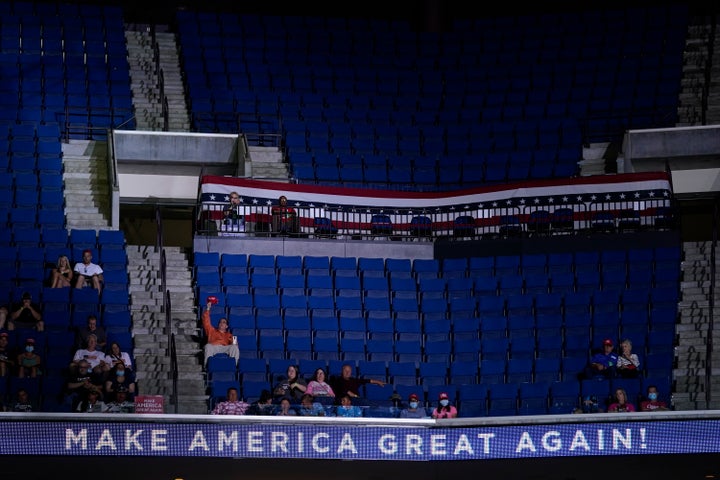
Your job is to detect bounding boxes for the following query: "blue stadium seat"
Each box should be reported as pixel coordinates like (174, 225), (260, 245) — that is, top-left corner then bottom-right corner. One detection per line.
(487, 383), (519, 417)
(549, 380), (581, 414)
(458, 383), (488, 417)
(518, 381), (550, 415)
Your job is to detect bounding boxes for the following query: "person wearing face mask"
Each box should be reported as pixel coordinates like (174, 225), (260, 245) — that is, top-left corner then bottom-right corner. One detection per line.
(640, 385), (669, 411)
(400, 393), (428, 418)
(431, 391), (458, 419)
(16, 338), (41, 378)
(104, 362), (136, 401)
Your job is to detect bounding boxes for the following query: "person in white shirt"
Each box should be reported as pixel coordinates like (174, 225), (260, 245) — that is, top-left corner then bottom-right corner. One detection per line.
(105, 341), (133, 372)
(73, 249), (104, 292)
(70, 334), (109, 376)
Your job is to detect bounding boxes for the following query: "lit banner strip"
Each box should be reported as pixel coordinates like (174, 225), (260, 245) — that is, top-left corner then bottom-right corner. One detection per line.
(0, 418), (718, 460)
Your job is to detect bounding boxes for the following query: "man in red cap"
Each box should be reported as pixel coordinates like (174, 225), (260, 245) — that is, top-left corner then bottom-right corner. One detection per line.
(202, 299), (239, 366)
(585, 338), (619, 379)
(73, 249), (104, 292)
(400, 392), (428, 418)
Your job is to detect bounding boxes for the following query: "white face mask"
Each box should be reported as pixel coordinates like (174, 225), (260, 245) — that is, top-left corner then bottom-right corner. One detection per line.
(440, 400), (449, 407)
(409, 402), (419, 409)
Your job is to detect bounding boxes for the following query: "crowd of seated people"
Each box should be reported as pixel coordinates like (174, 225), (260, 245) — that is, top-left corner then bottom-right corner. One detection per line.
(0, 254), (132, 412)
(205, 358), (453, 417)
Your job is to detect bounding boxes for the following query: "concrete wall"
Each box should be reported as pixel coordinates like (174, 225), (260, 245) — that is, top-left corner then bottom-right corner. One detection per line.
(193, 235), (435, 260)
(112, 131), (242, 205)
(622, 125), (720, 196)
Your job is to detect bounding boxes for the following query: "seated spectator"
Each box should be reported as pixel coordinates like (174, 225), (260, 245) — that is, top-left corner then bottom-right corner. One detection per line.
(201, 300), (239, 366)
(65, 359), (104, 411)
(7, 292), (43, 332)
(104, 362), (136, 400)
(16, 338), (41, 378)
(271, 195), (298, 235)
(0, 331), (15, 377)
(105, 341), (133, 372)
(276, 397), (297, 416)
(400, 393), (428, 418)
(272, 364), (307, 403)
(616, 338), (641, 378)
(104, 386), (135, 413)
(76, 389), (105, 413)
(329, 363), (385, 404)
(584, 338), (618, 379)
(298, 393), (325, 416)
(8, 388), (37, 412)
(607, 388), (636, 412)
(335, 394), (363, 417)
(305, 368), (335, 398)
(431, 392), (458, 419)
(75, 314), (107, 351)
(50, 254), (74, 289)
(70, 334), (109, 376)
(640, 385), (670, 412)
(73, 249), (104, 292)
(247, 389), (275, 415)
(0, 306), (7, 331)
(574, 395), (605, 414)
(211, 387), (249, 415)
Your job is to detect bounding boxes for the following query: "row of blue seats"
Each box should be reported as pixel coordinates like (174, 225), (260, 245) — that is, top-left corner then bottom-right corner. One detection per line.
(212, 345), (673, 385)
(199, 272), (680, 301)
(0, 229), (126, 249)
(195, 248), (681, 275)
(230, 331), (674, 370)
(197, 287), (679, 319)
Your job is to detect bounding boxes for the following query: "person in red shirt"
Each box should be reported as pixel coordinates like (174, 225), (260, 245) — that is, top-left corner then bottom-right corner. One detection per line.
(271, 195), (298, 235)
(202, 299), (239, 366)
(640, 385), (670, 412)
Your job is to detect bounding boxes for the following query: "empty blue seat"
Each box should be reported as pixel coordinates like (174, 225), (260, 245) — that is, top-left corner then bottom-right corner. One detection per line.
(369, 214), (392, 236)
(69, 228), (97, 248)
(453, 215), (475, 237)
(487, 383), (519, 417)
(458, 383), (488, 417)
(519, 382), (550, 415)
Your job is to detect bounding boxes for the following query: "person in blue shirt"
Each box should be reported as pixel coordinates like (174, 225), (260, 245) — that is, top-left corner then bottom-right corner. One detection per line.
(585, 338), (619, 379)
(400, 393), (428, 419)
(335, 394), (363, 417)
(298, 393), (325, 416)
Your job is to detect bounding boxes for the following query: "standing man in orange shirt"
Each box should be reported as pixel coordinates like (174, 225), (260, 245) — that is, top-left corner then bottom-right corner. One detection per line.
(202, 298), (240, 366)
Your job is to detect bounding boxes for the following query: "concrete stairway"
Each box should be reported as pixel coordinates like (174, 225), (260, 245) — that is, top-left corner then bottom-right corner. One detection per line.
(125, 25), (190, 132)
(245, 145), (290, 182)
(673, 241), (720, 410)
(678, 15), (720, 126)
(62, 139), (112, 230)
(128, 245), (207, 414)
(61, 138), (208, 413)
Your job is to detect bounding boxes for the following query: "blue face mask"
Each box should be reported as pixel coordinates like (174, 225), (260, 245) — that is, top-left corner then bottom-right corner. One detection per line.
(440, 400), (449, 407)
(409, 402), (419, 409)
(648, 393), (658, 401)
(25, 346), (33, 353)
(116, 370), (125, 377)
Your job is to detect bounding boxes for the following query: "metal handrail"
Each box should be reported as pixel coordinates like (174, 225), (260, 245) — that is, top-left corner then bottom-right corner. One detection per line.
(707, 198), (717, 408)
